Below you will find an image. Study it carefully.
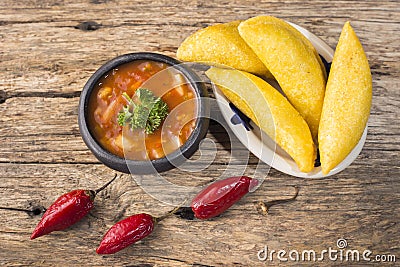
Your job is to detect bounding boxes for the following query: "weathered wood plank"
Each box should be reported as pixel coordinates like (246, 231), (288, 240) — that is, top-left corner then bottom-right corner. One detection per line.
(0, 163), (398, 266)
(0, 1), (398, 96)
(0, 96), (398, 169)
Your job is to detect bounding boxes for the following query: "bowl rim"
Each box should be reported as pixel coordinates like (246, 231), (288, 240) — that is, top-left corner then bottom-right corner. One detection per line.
(78, 52), (209, 174)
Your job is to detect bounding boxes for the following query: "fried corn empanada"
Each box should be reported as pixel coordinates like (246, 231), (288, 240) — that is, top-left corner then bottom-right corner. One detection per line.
(238, 17), (326, 140)
(206, 67), (316, 172)
(177, 21), (272, 78)
(250, 16), (327, 80)
(318, 22), (372, 174)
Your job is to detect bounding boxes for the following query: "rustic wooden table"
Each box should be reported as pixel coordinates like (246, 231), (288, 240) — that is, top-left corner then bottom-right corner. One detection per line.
(1, 0), (399, 266)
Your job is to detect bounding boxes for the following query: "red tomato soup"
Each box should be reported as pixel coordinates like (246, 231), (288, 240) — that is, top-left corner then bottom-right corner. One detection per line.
(88, 60), (197, 160)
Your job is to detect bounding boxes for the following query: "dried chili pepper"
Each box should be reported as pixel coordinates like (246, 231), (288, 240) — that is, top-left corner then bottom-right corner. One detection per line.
(191, 176), (258, 219)
(30, 174), (119, 240)
(96, 206), (180, 254)
(174, 180), (299, 220)
(96, 213), (154, 254)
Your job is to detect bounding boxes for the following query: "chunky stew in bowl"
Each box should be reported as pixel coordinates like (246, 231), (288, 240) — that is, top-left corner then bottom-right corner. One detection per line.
(87, 60), (197, 160)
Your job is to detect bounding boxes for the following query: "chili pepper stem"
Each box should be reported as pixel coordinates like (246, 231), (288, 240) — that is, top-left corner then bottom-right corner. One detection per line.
(87, 174), (120, 202)
(95, 174), (120, 195)
(0, 206), (46, 215)
(257, 186), (299, 215)
(155, 204), (187, 223)
(142, 198), (189, 226)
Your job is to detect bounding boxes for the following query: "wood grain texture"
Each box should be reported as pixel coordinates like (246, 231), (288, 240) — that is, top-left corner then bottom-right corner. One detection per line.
(0, 0), (399, 266)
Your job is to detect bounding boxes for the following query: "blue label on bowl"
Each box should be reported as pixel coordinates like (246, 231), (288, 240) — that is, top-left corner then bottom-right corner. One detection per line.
(320, 54), (332, 74)
(229, 103), (253, 131)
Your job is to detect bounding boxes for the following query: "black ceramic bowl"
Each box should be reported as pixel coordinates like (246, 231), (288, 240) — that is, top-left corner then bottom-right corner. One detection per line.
(78, 52), (209, 174)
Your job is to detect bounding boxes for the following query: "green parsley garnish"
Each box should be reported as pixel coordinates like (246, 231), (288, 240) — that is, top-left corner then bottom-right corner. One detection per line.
(117, 88), (169, 134)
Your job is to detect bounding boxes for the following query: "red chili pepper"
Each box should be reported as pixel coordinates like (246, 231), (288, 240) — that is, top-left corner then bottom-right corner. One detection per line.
(96, 213), (155, 254)
(30, 174), (119, 240)
(96, 206), (180, 254)
(191, 176), (258, 219)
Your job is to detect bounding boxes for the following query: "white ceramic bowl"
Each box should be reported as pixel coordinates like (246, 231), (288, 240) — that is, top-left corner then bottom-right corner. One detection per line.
(212, 22), (368, 178)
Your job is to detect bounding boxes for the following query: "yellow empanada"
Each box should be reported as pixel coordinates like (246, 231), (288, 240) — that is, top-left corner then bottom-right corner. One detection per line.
(177, 21), (272, 78)
(318, 22), (372, 174)
(238, 17), (326, 140)
(206, 67), (316, 172)
(250, 16), (327, 80)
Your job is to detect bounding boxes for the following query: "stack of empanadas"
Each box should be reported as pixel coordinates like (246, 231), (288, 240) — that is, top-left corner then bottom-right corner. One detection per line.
(177, 16), (372, 175)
